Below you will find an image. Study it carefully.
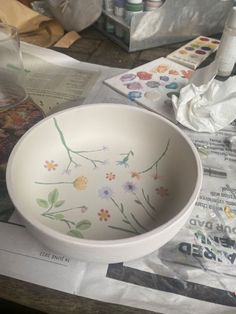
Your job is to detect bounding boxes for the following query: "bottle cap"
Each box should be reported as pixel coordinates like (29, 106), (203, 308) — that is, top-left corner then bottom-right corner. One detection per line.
(114, 0), (126, 8)
(125, 2), (144, 11)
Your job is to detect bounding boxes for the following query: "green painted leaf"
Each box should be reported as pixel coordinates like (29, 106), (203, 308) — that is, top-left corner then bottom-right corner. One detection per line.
(48, 189), (59, 205)
(36, 199), (48, 208)
(45, 215), (55, 220)
(67, 229), (83, 238)
(54, 214), (64, 220)
(76, 220), (91, 230)
(130, 150), (134, 156)
(54, 200), (65, 208)
(134, 199), (142, 205)
(120, 203), (124, 213)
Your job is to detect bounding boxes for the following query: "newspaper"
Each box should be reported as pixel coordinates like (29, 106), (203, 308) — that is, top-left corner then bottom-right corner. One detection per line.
(1, 43), (236, 314)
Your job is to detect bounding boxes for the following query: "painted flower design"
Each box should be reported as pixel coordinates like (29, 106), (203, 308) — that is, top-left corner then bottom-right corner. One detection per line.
(106, 172), (116, 181)
(73, 176), (88, 191)
(131, 171), (141, 180)
(156, 186), (169, 197)
(116, 150), (134, 168)
(80, 206), (88, 213)
(98, 186), (113, 199)
(123, 181), (137, 193)
(98, 209), (111, 221)
(44, 160), (58, 171)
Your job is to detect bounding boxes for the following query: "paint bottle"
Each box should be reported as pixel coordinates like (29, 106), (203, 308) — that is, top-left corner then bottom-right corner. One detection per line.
(104, 0), (114, 13)
(125, 2), (144, 25)
(114, 0), (126, 17)
(114, 0), (126, 38)
(215, 7), (236, 77)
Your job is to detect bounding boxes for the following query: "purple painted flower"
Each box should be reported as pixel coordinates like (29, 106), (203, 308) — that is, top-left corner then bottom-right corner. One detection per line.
(123, 181), (137, 193)
(98, 186), (113, 199)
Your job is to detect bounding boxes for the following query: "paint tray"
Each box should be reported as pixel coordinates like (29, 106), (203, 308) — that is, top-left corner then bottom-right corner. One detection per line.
(104, 57), (193, 121)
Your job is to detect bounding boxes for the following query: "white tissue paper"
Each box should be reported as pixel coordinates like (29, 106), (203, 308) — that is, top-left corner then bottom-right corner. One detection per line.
(172, 60), (236, 133)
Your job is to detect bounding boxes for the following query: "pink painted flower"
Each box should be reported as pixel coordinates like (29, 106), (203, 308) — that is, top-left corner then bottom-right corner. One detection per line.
(155, 186), (169, 197)
(106, 172), (116, 181)
(80, 206), (88, 213)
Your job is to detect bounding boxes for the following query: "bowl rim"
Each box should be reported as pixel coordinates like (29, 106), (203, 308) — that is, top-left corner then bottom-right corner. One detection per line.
(6, 103), (203, 248)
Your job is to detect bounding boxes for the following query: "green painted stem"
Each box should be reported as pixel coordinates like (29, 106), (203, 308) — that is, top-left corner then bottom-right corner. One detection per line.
(138, 139), (170, 175)
(142, 188), (158, 213)
(110, 197), (139, 234)
(53, 117), (105, 169)
(44, 206), (84, 215)
(108, 225), (138, 235)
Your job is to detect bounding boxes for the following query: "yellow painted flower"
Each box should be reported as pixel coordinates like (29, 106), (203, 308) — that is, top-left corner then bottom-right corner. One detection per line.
(73, 176), (88, 191)
(44, 160), (58, 171)
(130, 171), (141, 180)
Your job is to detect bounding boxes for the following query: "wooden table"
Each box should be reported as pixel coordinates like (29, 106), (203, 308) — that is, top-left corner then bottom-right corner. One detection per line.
(0, 26), (227, 314)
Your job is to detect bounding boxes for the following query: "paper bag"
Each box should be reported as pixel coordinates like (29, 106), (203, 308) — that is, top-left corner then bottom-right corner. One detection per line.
(0, 0), (64, 47)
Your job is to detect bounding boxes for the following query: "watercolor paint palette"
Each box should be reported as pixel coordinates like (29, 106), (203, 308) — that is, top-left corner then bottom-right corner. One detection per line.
(104, 57), (193, 121)
(167, 36), (220, 70)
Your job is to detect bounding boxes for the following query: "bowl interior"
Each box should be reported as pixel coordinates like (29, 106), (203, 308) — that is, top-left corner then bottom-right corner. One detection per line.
(7, 104), (200, 241)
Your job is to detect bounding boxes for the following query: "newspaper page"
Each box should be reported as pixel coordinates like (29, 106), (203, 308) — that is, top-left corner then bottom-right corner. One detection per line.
(1, 43), (236, 313)
(21, 43), (100, 115)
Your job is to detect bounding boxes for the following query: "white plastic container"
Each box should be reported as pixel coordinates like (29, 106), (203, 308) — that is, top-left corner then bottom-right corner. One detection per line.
(216, 7), (236, 77)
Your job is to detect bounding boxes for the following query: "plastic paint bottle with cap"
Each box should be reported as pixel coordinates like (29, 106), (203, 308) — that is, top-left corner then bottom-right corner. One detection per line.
(104, 0), (114, 13)
(215, 7), (236, 77)
(114, 0), (126, 17)
(114, 0), (126, 38)
(125, 1), (144, 25)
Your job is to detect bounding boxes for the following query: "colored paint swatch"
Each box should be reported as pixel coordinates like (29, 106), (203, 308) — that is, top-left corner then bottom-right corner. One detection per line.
(166, 36), (220, 69)
(104, 57), (193, 121)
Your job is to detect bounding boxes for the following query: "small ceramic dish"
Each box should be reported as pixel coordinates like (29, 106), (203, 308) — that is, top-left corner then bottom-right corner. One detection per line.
(6, 103), (202, 263)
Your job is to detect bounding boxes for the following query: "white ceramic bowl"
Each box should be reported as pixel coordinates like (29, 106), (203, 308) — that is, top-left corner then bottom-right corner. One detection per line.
(6, 103), (202, 263)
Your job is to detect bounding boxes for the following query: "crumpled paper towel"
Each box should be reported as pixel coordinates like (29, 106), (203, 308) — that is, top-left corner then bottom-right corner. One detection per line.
(172, 60), (236, 133)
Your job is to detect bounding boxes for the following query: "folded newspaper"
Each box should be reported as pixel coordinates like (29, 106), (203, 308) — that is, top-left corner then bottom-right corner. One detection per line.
(0, 43), (236, 314)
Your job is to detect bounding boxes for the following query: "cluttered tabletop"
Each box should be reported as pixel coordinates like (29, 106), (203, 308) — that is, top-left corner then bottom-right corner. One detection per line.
(1, 1), (236, 314)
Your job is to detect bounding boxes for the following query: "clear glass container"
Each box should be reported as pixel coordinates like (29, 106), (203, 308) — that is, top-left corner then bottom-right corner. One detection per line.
(0, 23), (27, 110)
